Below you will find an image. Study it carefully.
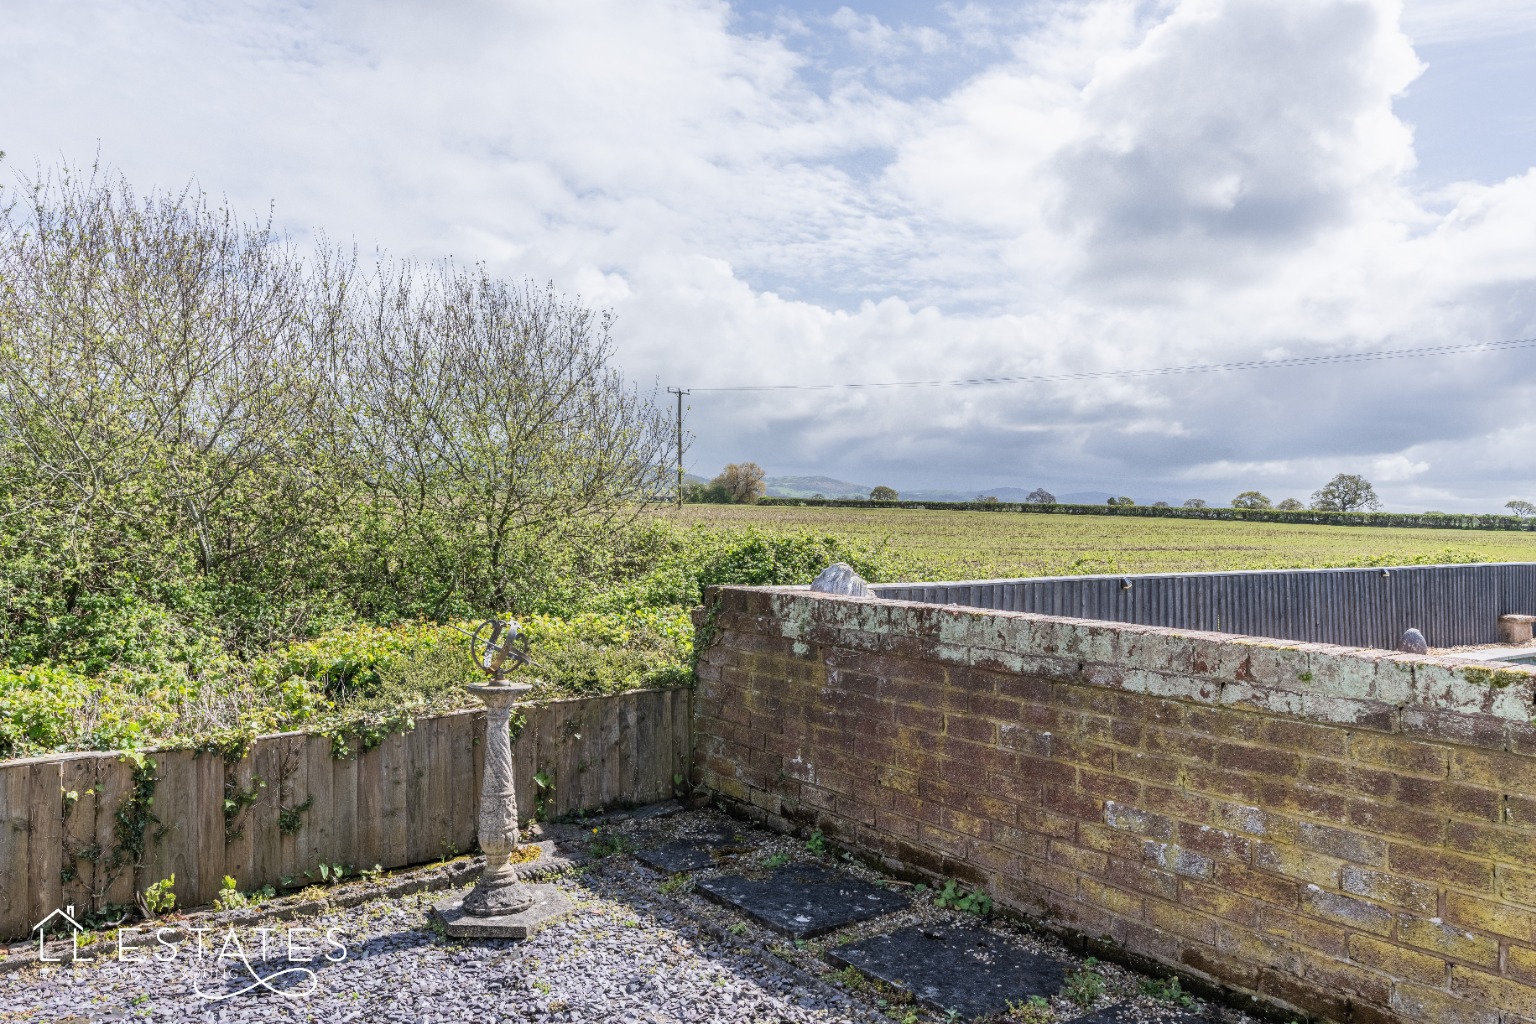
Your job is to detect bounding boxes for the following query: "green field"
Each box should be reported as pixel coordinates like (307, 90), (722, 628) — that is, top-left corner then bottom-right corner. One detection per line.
(659, 504), (1536, 580)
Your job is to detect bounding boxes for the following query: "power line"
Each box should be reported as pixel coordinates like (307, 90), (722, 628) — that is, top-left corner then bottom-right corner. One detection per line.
(686, 337), (1536, 393)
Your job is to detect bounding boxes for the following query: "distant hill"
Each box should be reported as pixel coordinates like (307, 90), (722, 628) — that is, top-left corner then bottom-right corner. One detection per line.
(755, 475), (1193, 506)
(764, 475), (874, 499)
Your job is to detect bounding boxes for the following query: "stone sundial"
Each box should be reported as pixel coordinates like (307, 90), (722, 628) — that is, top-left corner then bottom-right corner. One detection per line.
(432, 616), (574, 938)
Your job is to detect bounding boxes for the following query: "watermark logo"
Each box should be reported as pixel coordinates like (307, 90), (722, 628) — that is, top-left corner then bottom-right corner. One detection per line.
(33, 907), (347, 1002)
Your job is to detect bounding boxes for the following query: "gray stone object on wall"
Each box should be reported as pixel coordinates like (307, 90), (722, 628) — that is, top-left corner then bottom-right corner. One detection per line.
(1398, 628), (1429, 654)
(810, 562), (875, 598)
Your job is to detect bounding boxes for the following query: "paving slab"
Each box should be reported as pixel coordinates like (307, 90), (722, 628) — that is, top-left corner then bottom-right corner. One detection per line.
(634, 828), (761, 872)
(695, 864), (909, 938)
(828, 924), (1066, 1020)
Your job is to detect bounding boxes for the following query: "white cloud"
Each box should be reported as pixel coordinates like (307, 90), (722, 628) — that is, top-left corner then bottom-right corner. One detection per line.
(1, 0), (1534, 510)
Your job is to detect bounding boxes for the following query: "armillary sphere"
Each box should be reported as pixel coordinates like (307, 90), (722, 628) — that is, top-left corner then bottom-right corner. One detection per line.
(465, 617), (537, 683)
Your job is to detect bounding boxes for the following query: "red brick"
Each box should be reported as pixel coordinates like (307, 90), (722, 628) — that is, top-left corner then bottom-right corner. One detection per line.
(1014, 754), (1075, 790)
(1143, 726), (1216, 763)
(1115, 750), (1183, 784)
(1041, 785), (1101, 821)
(1179, 879), (1264, 926)
(944, 713), (998, 745)
(1077, 768), (1143, 805)
(1020, 806), (1078, 840)
(1212, 862), (1301, 909)
(1295, 821), (1386, 866)
(1452, 749), (1536, 793)
(1048, 840), (1108, 876)
(1103, 855), (1179, 900)
(1253, 776), (1351, 822)
(1183, 705), (1265, 742)
(1344, 797), (1448, 844)
(1050, 735), (1117, 771)
(1176, 822), (1253, 863)
(1185, 765), (1264, 804)
(1298, 887), (1394, 937)
(1339, 866), (1437, 914)
(1302, 757), (1397, 798)
(1445, 820), (1536, 863)
(1391, 843), (1495, 890)
(1402, 707), (1507, 751)
(1138, 785), (1212, 822)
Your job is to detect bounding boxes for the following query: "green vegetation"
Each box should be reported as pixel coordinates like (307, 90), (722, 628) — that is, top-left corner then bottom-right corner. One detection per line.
(933, 878), (993, 916)
(0, 165), (913, 762)
(1141, 975), (1195, 1008)
(1061, 959), (1106, 1007)
(662, 505), (1536, 580)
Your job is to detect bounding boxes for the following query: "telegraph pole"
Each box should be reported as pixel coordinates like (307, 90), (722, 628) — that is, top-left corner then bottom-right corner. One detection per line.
(666, 388), (689, 509)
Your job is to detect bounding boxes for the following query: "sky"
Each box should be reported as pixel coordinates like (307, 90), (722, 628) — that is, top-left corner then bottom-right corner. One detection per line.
(3, 0), (1536, 510)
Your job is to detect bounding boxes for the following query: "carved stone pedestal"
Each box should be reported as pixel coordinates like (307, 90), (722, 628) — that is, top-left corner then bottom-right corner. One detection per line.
(433, 681), (574, 939)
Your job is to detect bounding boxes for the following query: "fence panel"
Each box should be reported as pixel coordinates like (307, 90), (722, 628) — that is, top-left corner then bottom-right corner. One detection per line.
(873, 562), (1536, 649)
(0, 686), (688, 942)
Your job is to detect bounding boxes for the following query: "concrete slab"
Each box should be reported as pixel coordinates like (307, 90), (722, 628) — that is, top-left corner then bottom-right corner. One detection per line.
(828, 924), (1066, 1019)
(695, 864), (908, 938)
(432, 884), (574, 939)
(634, 828), (760, 873)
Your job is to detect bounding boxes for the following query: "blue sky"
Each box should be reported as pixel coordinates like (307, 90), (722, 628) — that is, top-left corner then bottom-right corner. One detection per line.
(2, 0), (1535, 509)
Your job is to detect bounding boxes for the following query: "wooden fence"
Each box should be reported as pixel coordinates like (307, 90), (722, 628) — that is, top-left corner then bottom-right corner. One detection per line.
(0, 686), (690, 943)
(873, 561), (1536, 649)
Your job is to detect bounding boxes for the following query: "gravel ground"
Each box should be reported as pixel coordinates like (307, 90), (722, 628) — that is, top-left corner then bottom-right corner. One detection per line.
(0, 807), (1267, 1024)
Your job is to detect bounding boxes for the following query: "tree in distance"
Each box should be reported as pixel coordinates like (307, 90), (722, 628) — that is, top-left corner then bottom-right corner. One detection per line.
(1182, 498), (1207, 508)
(1107, 496), (1135, 506)
(1025, 487), (1056, 503)
(1276, 498), (1304, 510)
(976, 495), (1000, 503)
(1506, 500), (1536, 518)
(1232, 491), (1273, 510)
(1311, 474), (1380, 512)
(710, 462), (766, 504)
(870, 486), (898, 501)
(1152, 501), (1170, 507)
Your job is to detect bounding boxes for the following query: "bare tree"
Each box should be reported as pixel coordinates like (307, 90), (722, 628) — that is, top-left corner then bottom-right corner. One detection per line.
(335, 261), (672, 611)
(0, 164), (349, 633)
(1182, 498), (1207, 508)
(1026, 488), (1056, 504)
(710, 463), (766, 504)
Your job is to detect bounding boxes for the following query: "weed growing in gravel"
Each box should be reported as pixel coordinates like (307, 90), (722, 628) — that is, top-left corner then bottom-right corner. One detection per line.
(1001, 995), (1052, 1022)
(141, 875), (176, 917)
(213, 875), (276, 911)
(763, 851), (791, 868)
(1142, 975), (1195, 1007)
(727, 922), (748, 936)
(588, 829), (633, 858)
(933, 878), (992, 916)
(657, 873), (694, 895)
(806, 830), (827, 855)
(830, 966), (869, 992)
(1062, 959), (1106, 1007)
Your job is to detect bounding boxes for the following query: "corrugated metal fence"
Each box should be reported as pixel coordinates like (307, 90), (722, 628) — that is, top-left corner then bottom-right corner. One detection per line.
(872, 562), (1536, 650)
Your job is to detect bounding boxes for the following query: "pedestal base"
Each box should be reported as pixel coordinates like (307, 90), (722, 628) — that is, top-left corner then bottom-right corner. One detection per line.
(432, 884), (575, 939)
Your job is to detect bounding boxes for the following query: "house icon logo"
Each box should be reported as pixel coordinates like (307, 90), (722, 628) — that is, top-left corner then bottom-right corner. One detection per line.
(32, 905), (91, 962)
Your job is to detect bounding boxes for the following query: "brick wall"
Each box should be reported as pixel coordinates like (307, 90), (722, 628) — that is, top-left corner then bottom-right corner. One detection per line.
(692, 587), (1536, 1024)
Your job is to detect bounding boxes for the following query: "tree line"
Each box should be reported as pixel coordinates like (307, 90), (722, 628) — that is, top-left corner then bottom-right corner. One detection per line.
(0, 164), (670, 666)
(691, 469), (1397, 514)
